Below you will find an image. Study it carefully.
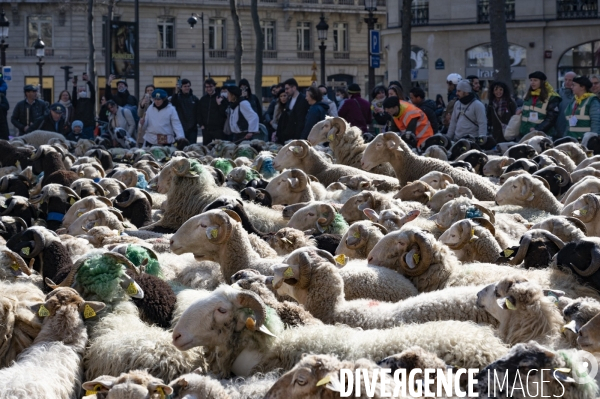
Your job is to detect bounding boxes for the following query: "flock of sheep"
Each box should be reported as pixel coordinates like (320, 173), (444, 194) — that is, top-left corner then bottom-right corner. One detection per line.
(0, 119), (599, 398)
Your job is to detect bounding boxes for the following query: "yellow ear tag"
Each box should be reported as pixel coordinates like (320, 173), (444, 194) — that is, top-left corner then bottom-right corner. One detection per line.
(352, 230), (361, 239)
(210, 229), (218, 239)
(317, 375), (331, 387)
(77, 212), (83, 217)
(327, 133), (334, 142)
(83, 304), (97, 319)
(503, 249), (514, 257)
(246, 317), (256, 330)
(22, 247), (30, 256)
(38, 304), (50, 317)
(471, 229), (475, 237)
(3, 193), (12, 199)
(127, 282), (138, 295)
(15, 160), (20, 168)
(413, 253), (420, 265)
(554, 368), (571, 374)
(580, 209), (588, 216)
(156, 386), (166, 399)
(85, 384), (103, 396)
(30, 153), (35, 160)
(335, 254), (348, 266)
(283, 266), (294, 278)
(10, 263), (19, 271)
(505, 298), (517, 310)
(70, 197), (76, 205)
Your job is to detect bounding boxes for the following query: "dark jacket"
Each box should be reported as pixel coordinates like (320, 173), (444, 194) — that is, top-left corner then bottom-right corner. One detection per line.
(301, 102), (330, 140)
(486, 98), (517, 143)
(199, 92), (229, 133)
(105, 85), (138, 107)
(339, 97), (368, 132)
(171, 89), (200, 132)
(99, 104), (110, 124)
(11, 99), (49, 135)
(245, 94), (263, 124)
(416, 99), (440, 133)
(72, 81), (96, 127)
(32, 114), (71, 136)
(0, 94), (8, 140)
(350, 94), (373, 128)
(287, 92), (310, 140)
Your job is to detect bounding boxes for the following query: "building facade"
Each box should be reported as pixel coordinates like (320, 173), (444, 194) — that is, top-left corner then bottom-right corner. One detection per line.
(384, 0), (600, 101)
(2, 0), (386, 133)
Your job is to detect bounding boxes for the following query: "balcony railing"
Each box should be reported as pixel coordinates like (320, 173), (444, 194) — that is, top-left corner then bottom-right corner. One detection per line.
(209, 50), (228, 58)
(263, 50), (278, 59)
(478, 0), (516, 23)
(24, 48), (54, 57)
(401, 3), (429, 26)
(260, 0), (278, 2)
(334, 52), (350, 59)
(557, 0), (598, 19)
(157, 49), (176, 58)
(338, 0), (355, 4)
(297, 51), (314, 59)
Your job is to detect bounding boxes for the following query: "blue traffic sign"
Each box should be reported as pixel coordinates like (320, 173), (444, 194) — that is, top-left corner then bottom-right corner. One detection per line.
(2, 66), (11, 81)
(370, 30), (380, 54)
(370, 55), (380, 68)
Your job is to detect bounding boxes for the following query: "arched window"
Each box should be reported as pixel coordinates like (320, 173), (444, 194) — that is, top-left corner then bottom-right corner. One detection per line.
(557, 40), (600, 85)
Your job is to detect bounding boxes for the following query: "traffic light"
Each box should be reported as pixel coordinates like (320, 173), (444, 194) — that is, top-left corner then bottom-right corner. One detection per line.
(60, 66), (73, 90)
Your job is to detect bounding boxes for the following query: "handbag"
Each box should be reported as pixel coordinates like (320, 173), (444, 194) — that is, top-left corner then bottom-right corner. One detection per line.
(504, 114), (521, 141)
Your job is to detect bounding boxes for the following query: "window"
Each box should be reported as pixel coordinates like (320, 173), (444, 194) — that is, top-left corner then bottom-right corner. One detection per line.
(261, 21), (276, 50)
(157, 17), (175, 49)
(333, 23), (348, 52)
(209, 18), (226, 50)
(27, 16), (52, 47)
(296, 22), (311, 51)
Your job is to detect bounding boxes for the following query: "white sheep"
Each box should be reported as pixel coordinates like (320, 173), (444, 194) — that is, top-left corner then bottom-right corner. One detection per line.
(66, 208), (126, 236)
(561, 176), (600, 206)
(418, 171), (454, 190)
(335, 220), (388, 259)
(496, 174), (563, 214)
(82, 369), (173, 399)
(169, 370), (280, 399)
(569, 193), (600, 236)
(287, 202), (349, 235)
(439, 218), (501, 263)
(530, 216), (587, 243)
(61, 196), (113, 229)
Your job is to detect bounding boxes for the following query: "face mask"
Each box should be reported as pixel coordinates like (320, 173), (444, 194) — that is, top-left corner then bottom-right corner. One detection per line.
(79, 91), (87, 98)
(335, 96), (343, 102)
(118, 87), (126, 93)
(221, 92), (228, 99)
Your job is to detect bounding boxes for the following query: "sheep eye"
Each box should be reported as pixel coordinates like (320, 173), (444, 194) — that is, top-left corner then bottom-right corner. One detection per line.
(217, 307), (227, 314)
(296, 378), (307, 386)
(308, 213), (315, 217)
(200, 223), (207, 228)
(513, 185), (517, 189)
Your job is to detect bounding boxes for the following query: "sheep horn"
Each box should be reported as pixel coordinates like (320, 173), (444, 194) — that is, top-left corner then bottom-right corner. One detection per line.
(371, 222), (389, 235)
(564, 216), (588, 235)
(222, 209), (242, 224)
(2, 249), (33, 275)
(208, 212), (234, 244)
(0, 176), (9, 193)
(297, 251), (313, 289)
(289, 169), (308, 192)
(31, 147), (45, 161)
(532, 175), (551, 191)
(96, 196), (114, 208)
(136, 168), (150, 182)
(357, 191), (375, 211)
(345, 224), (367, 249)
(471, 217), (496, 237)
(510, 233), (533, 266)
(140, 189), (153, 207)
(104, 252), (141, 275)
(92, 163), (106, 178)
(61, 187), (81, 202)
(45, 255), (90, 289)
(473, 204), (495, 224)
(540, 230), (565, 250)
(1, 197), (17, 216)
(551, 166), (570, 187)
(317, 204), (336, 229)
(574, 194), (598, 224)
(236, 291), (268, 332)
(457, 187), (473, 199)
(569, 242), (600, 277)
(172, 159), (192, 177)
(90, 182), (106, 197)
(114, 188), (146, 208)
(400, 230), (433, 277)
(27, 229), (47, 259)
(252, 156), (265, 172)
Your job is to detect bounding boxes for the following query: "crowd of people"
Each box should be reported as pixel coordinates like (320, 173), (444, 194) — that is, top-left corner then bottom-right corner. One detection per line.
(1, 69), (600, 149)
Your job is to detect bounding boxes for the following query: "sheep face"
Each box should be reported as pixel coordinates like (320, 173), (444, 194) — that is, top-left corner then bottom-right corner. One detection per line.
(577, 313), (600, 353)
(29, 183), (79, 207)
(36, 286), (105, 322)
(272, 141), (311, 171)
(265, 169), (311, 206)
(306, 118), (331, 145)
(364, 208), (418, 232)
(340, 192), (377, 223)
(495, 175), (537, 206)
(266, 228), (313, 256)
(62, 197), (112, 229)
(170, 210), (237, 261)
(439, 220), (474, 249)
(336, 221), (385, 258)
(427, 185), (473, 212)
(483, 157), (515, 177)
(434, 198), (484, 231)
(361, 133), (400, 171)
(394, 181), (434, 204)
(98, 178), (128, 199)
(66, 208), (124, 236)
(71, 163), (105, 180)
(476, 277), (532, 324)
(571, 194), (599, 225)
(368, 227), (434, 276)
(419, 171), (454, 190)
(82, 370), (172, 399)
(287, 202), (338, 233)
(337, 175), (373, 191)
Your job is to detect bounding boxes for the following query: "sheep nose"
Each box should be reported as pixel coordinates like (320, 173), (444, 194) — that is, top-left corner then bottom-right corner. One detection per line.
(173, 332), (181, 342)
(169, 239), (174, 246)
(368, 256), (373, 263)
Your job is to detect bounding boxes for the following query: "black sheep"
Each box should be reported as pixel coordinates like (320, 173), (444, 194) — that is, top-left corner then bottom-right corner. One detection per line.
(419, 134), (450, 152)
(113, 188), (153, 228)
(85, 148), (114, 171)
(0, 196), (38, 226)
(0, 140), (34, 169)
(0, 216), (28, 241)
(126, 269), (176, 328)
(503, 229), (564, 270)
(505, 144), (537, 160)
(556, 239), (600, 291)
(448, 139), (480, 161)
(0, 175), (31, 198)
(246, 178), (270, 190)
(449, 161), (475, 173)
(30, 185), (80, 231)
(505, 159), (539, 174)
(458, 150), (488, 175)
(31, 147), (79, 187)
(311, 233), (343, 256)
(240, 187), (272, 208)
(582, 133), (600, 155)
(533, 166), (571, 197)
(553, 136), (579, 146)
(203, 196), (267, 238)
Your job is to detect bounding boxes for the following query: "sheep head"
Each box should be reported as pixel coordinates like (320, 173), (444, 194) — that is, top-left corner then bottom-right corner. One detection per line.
(394, 181), (435, 204)
(113, 187), (153, 209)
(434, 198), (495, 231)
(576, 312), (600, 353)
(66, 208), (125, 236)
(422, 145), (449, 161)
(368, 227), (434, 277)
(272, 140), (311, 171)
(483, 157), (515, 177)
(62, 196), (113, 229)
(34, 286), (105, 317)
(419, 171), (454, 190)
(562, 297), (600, 347)
(6, 226), (55, 261)
(29, 183), (80, 207)
(71, 163), (106, 180)
(495, 174), (538, 205)
(363, 208), (419, 232)
(340, 191), (382, 223)
(306, 118), (331, 145)
(265, 227), (312, 256)
(506, 229), (565, 268)
(530, 216), (587, 243)
(170, 209), (240, 261)
(336, 220), (388, 258)
(265, 169), (311, 205)
(0, 249), (34, 278)
(337, 175), (373, 191)
(427, 185), (473, 212)
(97, 178), (128, 199)
(71, 178), (107, 198)
(555, 238), (600, 283)
(361, 132), (406, 171)
(439, 218), (495, 250)
(571, 193), (600, 224)
(288, 202), (343, 234)
(83, 370), (172, 399)
(172, 285), (280, 351)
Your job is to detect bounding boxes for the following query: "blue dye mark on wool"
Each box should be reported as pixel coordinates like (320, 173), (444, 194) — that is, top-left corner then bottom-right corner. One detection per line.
(465, 207), (483, 219)
(136, 173), (148, 189)
(260, 158), (278, 178)
(47, 212), (65, 222)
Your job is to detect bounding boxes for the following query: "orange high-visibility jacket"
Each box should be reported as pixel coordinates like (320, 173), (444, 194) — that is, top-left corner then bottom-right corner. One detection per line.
(392, 101), (434, 146)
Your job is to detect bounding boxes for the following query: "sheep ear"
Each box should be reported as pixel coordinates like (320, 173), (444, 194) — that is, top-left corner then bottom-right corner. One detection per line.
(82, 379), (114, 392)
(151, 384), (173, 397)
(79, 301), (106, 319)
(386, 140), (397, 150)
(362, 208), (380, 222)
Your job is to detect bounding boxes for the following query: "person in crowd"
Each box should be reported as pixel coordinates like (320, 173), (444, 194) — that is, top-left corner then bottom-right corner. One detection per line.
(301, 86), (329, 140)
(466, 75), (482, 100)
(99, 96), (109, 124)
(591, 74), (600, 98)
(371, 85), (388, 133)
(225, 85), (259, 142)
(140, 89), (186, 147)
(171, 78), (200, 144)
(518, 71), (561, 137)
(409, 87), (440, 133)
(388, 84), (404, 101)
(271, 89), (289, 143)
(447, 80), (487, 141)
(348, 85), (371, 129)
(557, 71), (576, 136)
(563, 76), (600, 139)
(66, 120), (84, 142)
(283, 78), (309, 140)
(239, 79), (263, 123)
(106, 100), (136, 140)
(57, 90), (75, 126)
(486, 81), (517, 144)
(335, 87), (348, 109)
(105, 75), (138, 108)
(11, 85), (49, 135)
(32, 103), (71, 136)
(198, 78), (229, 146)
(383, 95), (434, 147)
(264, 84), (283, 133)
(442, 73), (462, 132)
(435, 94), (446, 115)
(318, 85), (338, 117)
(71, 72), (96, 139)
(138, 84), (155, 119)
(0, 91), (9, 140)
(338, 86), (368, 132)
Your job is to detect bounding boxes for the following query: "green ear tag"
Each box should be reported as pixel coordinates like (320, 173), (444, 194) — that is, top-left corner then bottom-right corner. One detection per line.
(38, 304), (50, 317)
(352, 230), (361, 239)
(413, 253), (420, 265)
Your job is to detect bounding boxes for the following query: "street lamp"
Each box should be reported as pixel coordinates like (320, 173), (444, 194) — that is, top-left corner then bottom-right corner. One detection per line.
(34, 36), (45, 98)
(364, 0), (378, 99)
(316, 15), (328, 87)
(0, 8), (9, 69)
(188, 13), (206, 96)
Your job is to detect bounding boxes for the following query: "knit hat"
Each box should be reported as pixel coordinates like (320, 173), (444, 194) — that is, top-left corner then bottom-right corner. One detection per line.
(456, 80), (472, 93)
(573, 76), (592, 91)
(528, 71), (547, 81)
(348, 84), (361, 94)
(151, 89), (168, 100)
(226, 85), (242, 98)
(72, 120), (84, 130)
(117, 80), (128, 87)
(382, 96), (400, 109)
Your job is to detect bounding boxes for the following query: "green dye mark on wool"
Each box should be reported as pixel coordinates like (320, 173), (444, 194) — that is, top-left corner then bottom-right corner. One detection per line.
(125, 245), (162, 278)
(237, 148), (256, 159)
(75, 255), (126, 303)
(330, 213), (350, 235)
(242, 305), (284, 336)
(244, 169), (260, 182)
(213, 159), (234, 175)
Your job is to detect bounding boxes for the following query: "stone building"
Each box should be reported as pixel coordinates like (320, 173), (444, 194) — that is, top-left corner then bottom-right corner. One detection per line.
(2, 0), (386, 132)
(384, 0), (600, 101)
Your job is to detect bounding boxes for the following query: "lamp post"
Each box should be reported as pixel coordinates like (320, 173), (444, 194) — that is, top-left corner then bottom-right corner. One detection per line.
(0, 9), (9, 69)
(316, 15), (328, 87)
(34, 36), (45, 99)
(364, 0), (378, 99)
(188, 13), (206, 96)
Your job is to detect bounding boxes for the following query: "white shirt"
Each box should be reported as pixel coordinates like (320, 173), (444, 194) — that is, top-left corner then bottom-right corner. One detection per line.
(141, 103), (185, 144)
(230, 101), (259, 133)
(289, 91), (299, 110)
